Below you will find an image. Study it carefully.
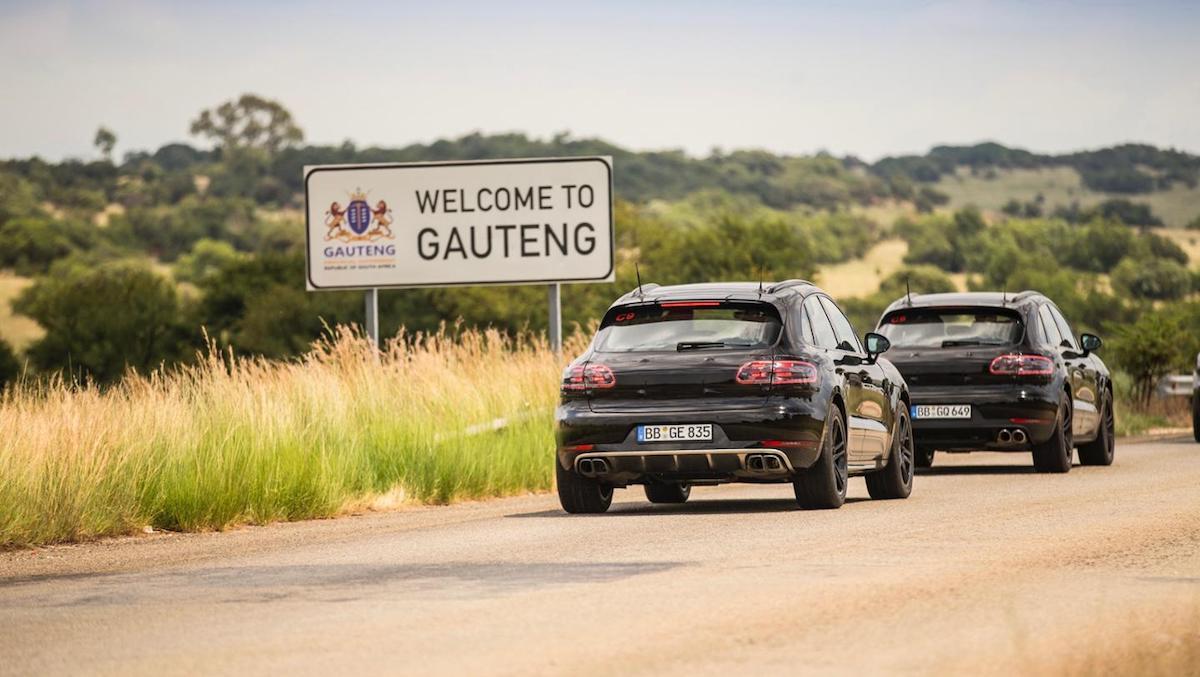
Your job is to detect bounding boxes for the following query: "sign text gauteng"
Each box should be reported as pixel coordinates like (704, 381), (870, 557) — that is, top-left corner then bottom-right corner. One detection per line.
(304, 157), (613, 290)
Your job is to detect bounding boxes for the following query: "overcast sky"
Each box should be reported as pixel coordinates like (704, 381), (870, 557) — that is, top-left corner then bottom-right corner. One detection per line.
(2, 0), (1197, 161)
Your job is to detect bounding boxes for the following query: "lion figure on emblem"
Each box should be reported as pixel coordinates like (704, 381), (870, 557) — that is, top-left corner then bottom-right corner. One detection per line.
(324, 201), (347, 240)
(370, 200), (393, 238)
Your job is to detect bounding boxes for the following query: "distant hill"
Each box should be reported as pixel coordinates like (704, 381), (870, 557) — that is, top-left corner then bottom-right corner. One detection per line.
(4, 134), (1199, 226)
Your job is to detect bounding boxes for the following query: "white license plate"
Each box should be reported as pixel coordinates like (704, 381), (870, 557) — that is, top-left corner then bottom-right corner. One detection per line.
(637, 424), (713, 443)
(912, 404), (972, 419)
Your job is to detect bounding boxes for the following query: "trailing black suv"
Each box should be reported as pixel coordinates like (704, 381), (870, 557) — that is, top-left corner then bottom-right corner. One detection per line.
(555, 280), (914, 513)
(876, 291), (1113, 473)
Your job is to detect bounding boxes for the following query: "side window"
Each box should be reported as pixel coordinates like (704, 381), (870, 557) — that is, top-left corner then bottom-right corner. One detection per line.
(819, 296), (863, 353)
(797, 306), (817, 345)
(1037, 305), (1063, 348)
(803, 297), (838, 350)
(1049, 306), (1078, 350)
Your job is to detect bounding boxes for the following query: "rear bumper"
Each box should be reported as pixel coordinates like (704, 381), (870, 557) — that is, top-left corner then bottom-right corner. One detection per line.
(908, 384), (1058, 451)
(555, 396), (826, 484)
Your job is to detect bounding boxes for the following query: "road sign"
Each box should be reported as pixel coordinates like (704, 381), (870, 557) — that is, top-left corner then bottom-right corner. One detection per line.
(304, 157), (614, 350)
(304, 157), (613, 291)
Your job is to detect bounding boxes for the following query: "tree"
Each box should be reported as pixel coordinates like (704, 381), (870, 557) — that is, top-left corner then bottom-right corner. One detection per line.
(0, 171), (40, 225)
(0, 217), (97, 275)
(1111, 258), (1191, 301)
(93, 126), (117, 161)
(1110, 314), (1185, 405)
(174, 238), (245, 284)
(15, 259), (192, 383)
(189, 94), (304, 155)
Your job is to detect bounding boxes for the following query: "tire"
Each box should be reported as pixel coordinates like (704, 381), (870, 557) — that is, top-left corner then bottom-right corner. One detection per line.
(644, 483), (691, 504)
(1078, 392), (1115, 466)
(556, 458), (613, 514)
(793, 405), (848, 509)
(915, 446), (935, 469)
(866, 406), (915, 500)
(1032, 396), (1073, 473)
(1193, 396), (1200, 443)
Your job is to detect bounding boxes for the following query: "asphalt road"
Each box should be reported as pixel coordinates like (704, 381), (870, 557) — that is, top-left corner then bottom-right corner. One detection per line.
(2, 438), (1199, 676)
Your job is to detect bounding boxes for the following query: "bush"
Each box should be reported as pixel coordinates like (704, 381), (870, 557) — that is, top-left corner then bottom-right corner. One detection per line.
(1111, 258), (1192, 300)
(174, 238), (245, 284)
(0, 216), (96, 275)
(1109, 314), (1186, 405)
(0, 171), (40, 225)
(1083, 199), (1162, 227)
(15, 259), (194, 383)
(1061, 220), (1134, 272)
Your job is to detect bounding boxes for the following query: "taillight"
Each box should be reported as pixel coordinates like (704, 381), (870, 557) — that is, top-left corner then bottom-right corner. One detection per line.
(736, 360), (818, 386)
(561, 364), (616, 391)
(989, 354), (1053, 376)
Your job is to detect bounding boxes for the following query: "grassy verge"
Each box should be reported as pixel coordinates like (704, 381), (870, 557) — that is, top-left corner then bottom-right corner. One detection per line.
(0, 327), (575, 548)
(1112, 371), (1191, 437)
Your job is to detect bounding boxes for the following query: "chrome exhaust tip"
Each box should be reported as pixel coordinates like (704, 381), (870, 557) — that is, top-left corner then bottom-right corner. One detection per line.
(592, 458), (610, 475)
(1012, 429), (1028, 444)
(578, 459), (594, 475)
(997, 429), (1012, 444)
(746, 454), (765, 471)
(764, 455), (783, 471)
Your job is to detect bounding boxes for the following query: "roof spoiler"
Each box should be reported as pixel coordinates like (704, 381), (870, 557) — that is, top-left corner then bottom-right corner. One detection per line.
(766, 279), (813, 294)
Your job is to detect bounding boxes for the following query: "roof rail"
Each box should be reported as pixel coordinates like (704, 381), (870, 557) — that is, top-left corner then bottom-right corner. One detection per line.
(767, 279), (813, 294)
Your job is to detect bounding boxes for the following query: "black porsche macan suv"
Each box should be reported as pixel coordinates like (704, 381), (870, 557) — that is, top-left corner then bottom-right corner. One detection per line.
(555, 280), (915, 513)
(876, 291), (1114, 473)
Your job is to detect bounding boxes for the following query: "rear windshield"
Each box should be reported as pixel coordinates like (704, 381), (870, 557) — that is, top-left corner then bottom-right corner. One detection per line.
(878, 307), (1023, 349)
(595, 302), (782, 352)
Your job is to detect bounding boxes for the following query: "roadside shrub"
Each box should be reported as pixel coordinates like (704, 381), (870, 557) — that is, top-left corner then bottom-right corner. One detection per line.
(15, 258), (193, 383)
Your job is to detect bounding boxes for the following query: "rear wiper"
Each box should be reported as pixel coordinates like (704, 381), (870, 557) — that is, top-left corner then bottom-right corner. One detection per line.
(677, 341), (729, 351)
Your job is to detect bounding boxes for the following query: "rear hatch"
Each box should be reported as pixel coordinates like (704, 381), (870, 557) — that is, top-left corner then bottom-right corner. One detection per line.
(585, 300), (780, 413)
(877, 306), (1027, 387)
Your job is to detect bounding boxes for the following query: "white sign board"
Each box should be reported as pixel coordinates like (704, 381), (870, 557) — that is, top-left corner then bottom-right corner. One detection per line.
(304, 157), (613, 290)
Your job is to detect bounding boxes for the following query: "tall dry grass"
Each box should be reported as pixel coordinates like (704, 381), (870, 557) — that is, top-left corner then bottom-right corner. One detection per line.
(0, 327), (581, 548)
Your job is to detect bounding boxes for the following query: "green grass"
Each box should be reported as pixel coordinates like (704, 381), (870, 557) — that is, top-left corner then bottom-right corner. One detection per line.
(0, 327), (570, 547)
(1112, 371), (1191, 438)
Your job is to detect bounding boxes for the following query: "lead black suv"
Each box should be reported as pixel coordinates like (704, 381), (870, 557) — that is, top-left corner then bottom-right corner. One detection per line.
(876, 291), (1114, 473)
(555, 280), (915, 513)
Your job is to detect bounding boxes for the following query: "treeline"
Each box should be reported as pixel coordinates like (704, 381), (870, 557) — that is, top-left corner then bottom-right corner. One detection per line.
(873, 141), (1200, 194)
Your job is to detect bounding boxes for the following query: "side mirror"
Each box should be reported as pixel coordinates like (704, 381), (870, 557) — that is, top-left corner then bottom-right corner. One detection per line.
(1080, 333), (1102, 355)
(864, 332), (891, 362)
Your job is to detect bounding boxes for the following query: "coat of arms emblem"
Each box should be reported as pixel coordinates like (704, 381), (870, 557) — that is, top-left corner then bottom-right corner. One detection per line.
(325, 188), (394, 242)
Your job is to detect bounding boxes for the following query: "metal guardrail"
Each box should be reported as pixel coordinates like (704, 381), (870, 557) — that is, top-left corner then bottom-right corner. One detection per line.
(1156, 374), (1195, 397)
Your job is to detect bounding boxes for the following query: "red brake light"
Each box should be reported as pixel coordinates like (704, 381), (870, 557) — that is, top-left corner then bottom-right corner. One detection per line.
(660, 301), (721, 308)
(736, 360), (818, 385)
(562, 364), (616, 391)
(989, 354), (1053, 376)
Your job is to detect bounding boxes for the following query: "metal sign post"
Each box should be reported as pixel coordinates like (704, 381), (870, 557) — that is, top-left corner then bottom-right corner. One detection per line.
(547, 284), (562, 354)
(365, 288), (379, 350)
